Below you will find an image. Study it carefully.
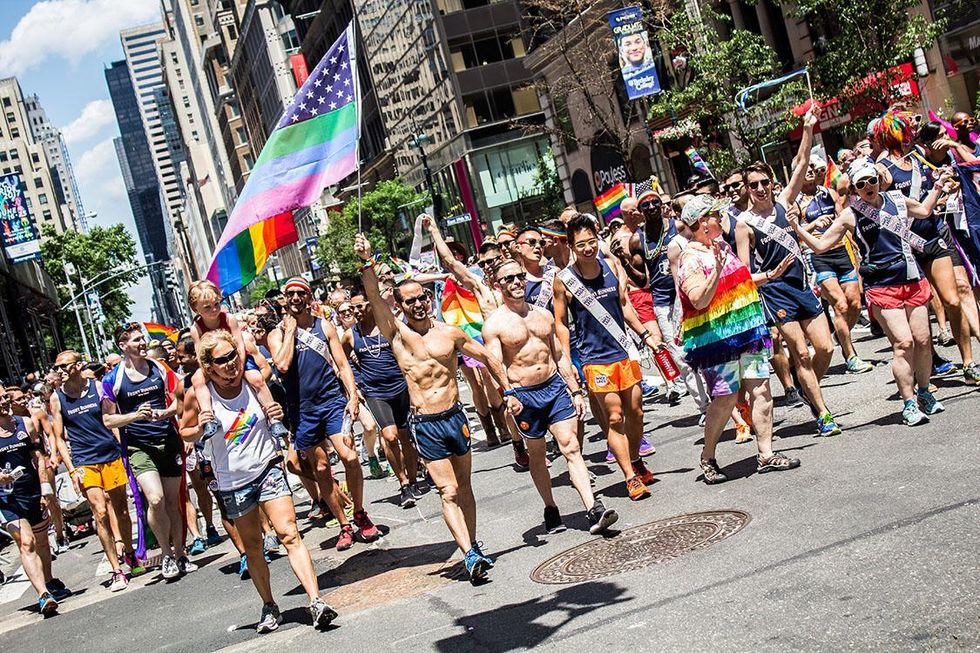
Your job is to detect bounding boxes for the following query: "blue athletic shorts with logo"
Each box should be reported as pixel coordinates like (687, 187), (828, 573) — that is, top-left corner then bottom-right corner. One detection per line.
(409, 404), (471, 461)
(811, 248), (858, 285)
(759, 280), (823, 326)
(218, 461), (291, 520)
(513, 373), (577, 439)
(0, 493), (47, 528)
(289, 397), (346, 452)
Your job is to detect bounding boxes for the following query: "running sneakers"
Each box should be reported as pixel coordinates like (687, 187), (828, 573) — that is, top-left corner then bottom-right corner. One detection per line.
(38, 592), (58, 617)
(263, 532), (280, 555)
(784, 387), (804, 407)
(161, 555), (180, 580)
(933, 358), (957, 377)
(816, 413), (842, 437)
(399, 484), (416, 508)
(202, 418), (222, 441)
(307, 502), (326, 521)
(45, 578), (72, 601)
(336, 525), (355, 551)
(109, 570), (128, 592)
(189, 537), (207, 556)
(123, 551), (145, 576)
(256, 602), (282, 634)
(734, 423), (753, 444)
(666, 388), (682, 406)
(239, 554), (250, 580)
(963, 362), (980, 386)
(205, 525), (222, 547)
(626, 476), (650, 501)
(472, 541), (495, 567)
(640, 380), (660, 399)
(512, 440), (530, 469)
(902, 399), (929, 426)
(309, 598), (338, 630)
(937, 325), (955, 347)
(632, 459), (655, 485)
(638, 436), (655, 457)
(699, 458), (728, 484)
(587, 500), (619, 535)
(368, 457), (385, 479)
(410, 481), (425, 499)
(177, 556), (198, 574)
(916, 388), (945, 415)
(353, 510), (380, 541)
(463, 547), (490, 585)
(605, 448), (616, 463)
(543, 505), (565, 534)
(846, 356), (874, 374)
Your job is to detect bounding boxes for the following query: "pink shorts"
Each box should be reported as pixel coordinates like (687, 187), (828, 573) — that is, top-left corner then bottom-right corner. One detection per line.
(865, 278), (931, 310)
(627, 287), (656, 323)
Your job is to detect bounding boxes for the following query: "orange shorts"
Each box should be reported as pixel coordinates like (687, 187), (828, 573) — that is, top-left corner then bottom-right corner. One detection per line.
(77, 458), (127, 492)
(582, 359), (642, 394)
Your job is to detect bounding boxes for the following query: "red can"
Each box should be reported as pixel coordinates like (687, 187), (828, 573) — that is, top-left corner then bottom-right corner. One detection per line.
(653, 348), (681, 382)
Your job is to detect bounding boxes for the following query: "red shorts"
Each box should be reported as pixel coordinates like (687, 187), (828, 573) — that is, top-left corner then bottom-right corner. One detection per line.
(627, 287), (656, 323)
(865, 278), (932, 310)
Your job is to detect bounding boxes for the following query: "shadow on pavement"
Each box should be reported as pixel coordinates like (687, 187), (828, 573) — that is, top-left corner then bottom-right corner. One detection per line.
(431, 580), (631, 652)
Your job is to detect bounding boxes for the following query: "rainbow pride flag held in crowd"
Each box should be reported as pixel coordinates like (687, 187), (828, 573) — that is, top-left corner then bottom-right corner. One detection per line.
(594, 182), (628, 222)
(685, 147), (711, 176)
(207, 23), (359, 296)
(440, 277), (483, 339)
(824, 157), (844, 189)
(143, 322), (178, 342)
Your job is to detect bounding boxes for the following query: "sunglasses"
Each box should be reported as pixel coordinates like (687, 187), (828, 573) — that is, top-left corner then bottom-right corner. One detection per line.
(212, 350), (239, 366)
(639, 200), (663, 210)
(748, 179), (772, 190)
(854, 176), (879, 190)
(284, 289), (308, 297)
(402, 295), (432, 307)
(516, 238), (543, 248)
(479, 256), (502, 268)
(954, 116), (976, 128)
(722, 181), (744, 193)
(52, 362), (76, 372)
(497, 271), (526, 284)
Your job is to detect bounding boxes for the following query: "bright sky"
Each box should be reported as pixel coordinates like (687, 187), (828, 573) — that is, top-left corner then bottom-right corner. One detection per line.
(0, 0), (166, 323)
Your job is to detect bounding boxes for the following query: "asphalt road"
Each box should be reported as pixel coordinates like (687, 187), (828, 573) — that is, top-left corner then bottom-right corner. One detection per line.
(1, 333), (977, 652)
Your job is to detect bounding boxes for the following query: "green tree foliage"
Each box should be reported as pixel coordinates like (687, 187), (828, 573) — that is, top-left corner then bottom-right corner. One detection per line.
(315, 211), (386, 280)
(246, 274), (279, 307)
(39, 224), (141, 352)
(529, 156), (565, 218)
(352, 179), (426, 254)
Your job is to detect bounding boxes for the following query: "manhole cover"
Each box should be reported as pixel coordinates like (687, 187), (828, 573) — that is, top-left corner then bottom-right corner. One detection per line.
(530, 510), (750, 584)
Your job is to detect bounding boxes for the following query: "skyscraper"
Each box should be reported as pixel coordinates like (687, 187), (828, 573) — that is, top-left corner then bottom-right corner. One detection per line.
(23, 94), (84, 232)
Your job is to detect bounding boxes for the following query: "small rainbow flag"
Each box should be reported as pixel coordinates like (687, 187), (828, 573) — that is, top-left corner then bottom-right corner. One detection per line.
(144, 322), (179, 342)
(594, 182), (628, 223)
(225, 409), (258, 446)
(440, 277), (483, 339)
(825, 157), (844, 189)
(685, 147), (711, 176)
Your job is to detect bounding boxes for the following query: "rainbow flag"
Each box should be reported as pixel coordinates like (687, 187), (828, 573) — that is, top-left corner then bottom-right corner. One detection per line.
(440, 277), (483, 339)
(594, 182), (628, 222)
(144, 322), (178, 342)
(685, 147), (711, 176)
(207, 24), (359, 295)
(824, 157), (844, 189)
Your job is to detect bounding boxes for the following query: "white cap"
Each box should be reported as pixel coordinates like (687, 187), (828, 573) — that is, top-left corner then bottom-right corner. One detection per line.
(849, 157), (878, 182)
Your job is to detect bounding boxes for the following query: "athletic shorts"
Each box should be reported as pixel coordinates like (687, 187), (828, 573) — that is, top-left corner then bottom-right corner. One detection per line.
(759, 281), (823, 326)
(582, 358), (641, 394)
(462, 334), (486, 369)
(865, 278), (932, 310)
(409, 403), (471, 461)
(365, 390), (411, 430)
(0, 493), (47, 528)
(627, 287), (656, 323)
(218, 461), (290, 520)
(701, 349), (772, 397)
(513, 373), (577, 439)
(78, 457), (128, 491)
(915, 223), (961, 266)
(290, 397), (346, 452)
(128, 436), (183, 478)
(811, 247), (858, 285)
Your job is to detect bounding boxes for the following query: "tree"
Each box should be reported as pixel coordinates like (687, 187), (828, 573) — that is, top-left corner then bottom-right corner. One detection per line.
(315, 211), (386, 280)
(351, 179), (426, 254)
(528, 155), (565, 218)
(246, 274), (279, 307)
(39, 224), (141, 352)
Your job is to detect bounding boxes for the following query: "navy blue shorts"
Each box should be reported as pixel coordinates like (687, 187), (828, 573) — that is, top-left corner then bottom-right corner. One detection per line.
(513, 373), (577, 439)
(759, 280), (822, 326)
(0, 493), (47, 528)
(289, 398), (346, 452)
(409, 404), (472, 461)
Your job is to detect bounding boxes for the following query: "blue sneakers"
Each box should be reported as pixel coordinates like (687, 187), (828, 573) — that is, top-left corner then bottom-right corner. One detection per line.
(902, 399), (928, 426)
(464, 546), (491, 584)
(38, 592), (58, 617)
(205, 526), (222, 547)
(239, 554), (249, 580)
(932, 360), (956, 377)
(916, 388), (945, 415)
(816, 413), (842, 437)
(188, 537), (207, 556)
(472, 541), (495, 568)
(44, 579), (72, 601)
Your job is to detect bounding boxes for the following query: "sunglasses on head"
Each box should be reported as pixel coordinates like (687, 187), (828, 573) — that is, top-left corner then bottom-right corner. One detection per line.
(517, 237), (542, 248)
(402, 294), (431, 307)
(212, 350), (239, 365)
(497, 271), (526, 284)
(854, 176), (879, 190)
(748, 179), (771, 190)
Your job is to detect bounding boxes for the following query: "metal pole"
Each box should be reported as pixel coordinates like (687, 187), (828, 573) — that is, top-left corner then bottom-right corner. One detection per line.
(63, 264), (91, 359)
(78, 274), (101, 359)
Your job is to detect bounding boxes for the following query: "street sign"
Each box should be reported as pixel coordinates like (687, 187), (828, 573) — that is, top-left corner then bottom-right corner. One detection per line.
(444, 213), (471, 226)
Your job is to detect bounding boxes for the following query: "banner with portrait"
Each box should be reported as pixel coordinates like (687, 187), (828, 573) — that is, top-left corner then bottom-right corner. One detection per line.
(608, 6), (662, 100)
(0, 174), (42, 264)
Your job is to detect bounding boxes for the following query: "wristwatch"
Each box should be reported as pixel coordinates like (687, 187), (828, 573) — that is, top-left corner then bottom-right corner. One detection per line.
(571, 389), (585, 397)
(503, 388), (518, 398)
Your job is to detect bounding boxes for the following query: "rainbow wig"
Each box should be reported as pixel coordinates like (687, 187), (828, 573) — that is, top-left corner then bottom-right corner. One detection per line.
(874, 109), (916, 152)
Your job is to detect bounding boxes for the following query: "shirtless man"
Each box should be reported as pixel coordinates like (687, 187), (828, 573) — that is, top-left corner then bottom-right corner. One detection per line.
(355, 233), (520, 584)
(483, 260), (619, 535)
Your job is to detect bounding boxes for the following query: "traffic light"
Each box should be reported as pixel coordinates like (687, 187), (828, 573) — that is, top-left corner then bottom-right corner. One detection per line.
(164, 263), (178, 289)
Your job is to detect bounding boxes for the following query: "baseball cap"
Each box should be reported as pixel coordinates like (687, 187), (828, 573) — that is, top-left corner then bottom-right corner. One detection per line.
(810, 152), (827, 169)
(848, 157), (878, 182)
(680, 194), (724, 226)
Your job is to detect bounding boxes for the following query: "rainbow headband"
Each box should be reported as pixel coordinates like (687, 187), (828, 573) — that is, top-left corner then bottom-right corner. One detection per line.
(283, 277), (311, 294)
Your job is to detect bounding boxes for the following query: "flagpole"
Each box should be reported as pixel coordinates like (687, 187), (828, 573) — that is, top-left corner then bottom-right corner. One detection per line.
(347, 19), (364, 233)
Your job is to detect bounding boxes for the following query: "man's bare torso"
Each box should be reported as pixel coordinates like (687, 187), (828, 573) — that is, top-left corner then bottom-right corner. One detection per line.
(484, 305), (557, 387)
(390, 320), (461, 414)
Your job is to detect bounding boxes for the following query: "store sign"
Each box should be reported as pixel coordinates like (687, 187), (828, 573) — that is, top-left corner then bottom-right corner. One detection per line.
(590, 145), (628, 195)
(289, 53), (310, 86)
(472, 141), (544, 209)
(608, 6), (661, 100)
(0, 174), (41, 264)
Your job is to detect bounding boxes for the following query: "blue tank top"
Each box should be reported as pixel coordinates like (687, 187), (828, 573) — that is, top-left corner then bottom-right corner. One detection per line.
(351, 324), (406, 398)
(747, 202), (807, 289)
(280, 318), (343, 409)
(56, 380), (120, 465)
(801, 186), (837, 232)
(0, 416), (40, 500)
(524, 269), (555, 312)
(881, 157), (939, 242)
(646, 219), (677, 306)
(723, 205), (740, 250)
(852, 193), (921, 288)
(114, 364), (175, 445)
(566, 257), (629, 365)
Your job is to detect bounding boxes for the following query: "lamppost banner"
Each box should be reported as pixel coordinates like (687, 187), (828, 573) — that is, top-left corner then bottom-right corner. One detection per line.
(608, 6), (662, 100)
(0, 173), (42, 264)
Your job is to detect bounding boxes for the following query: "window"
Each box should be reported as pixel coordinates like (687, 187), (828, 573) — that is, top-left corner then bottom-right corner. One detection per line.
(31, 153), (39, 164)
(191, 130), (199, 140)
(5, 112), (14, 122)
(9, 128), (18, 138)
(38, 193), (48, 205)
(228, 100), (240, 117)
(33, 177), (42, 188)
(42, 210), (51, 221)
(182, 96), (191, 108)
(0, 152), (6, 162)
(242, 152), (254, 170)
(194, 14), (205, 27)
(9, 149), (17, 159)
(1, 97), (10, 107)
(236, 126), (247, 144)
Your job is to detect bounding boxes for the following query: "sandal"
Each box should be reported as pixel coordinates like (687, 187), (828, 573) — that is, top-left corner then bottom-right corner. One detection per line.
(699, 458), (728, 484)
(756, 452), (800, 473)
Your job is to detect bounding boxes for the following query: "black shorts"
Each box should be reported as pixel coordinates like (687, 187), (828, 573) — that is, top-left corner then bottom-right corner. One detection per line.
(365, 390), (411, 430)
(915, 223), (962, 266)
(810, 247), (858, 284)
(0, 493), (48, 528)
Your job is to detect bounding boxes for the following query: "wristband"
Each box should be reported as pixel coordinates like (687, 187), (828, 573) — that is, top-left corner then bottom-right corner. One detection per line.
(359, 258), (377, 272)
(40, 482), (54, 496)
(68, 467), (77, 476)
(571, 389), (585, 397)
(502, 388), (518, 398)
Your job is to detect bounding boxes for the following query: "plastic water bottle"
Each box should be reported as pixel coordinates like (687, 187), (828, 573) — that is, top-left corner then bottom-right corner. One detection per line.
(341, 412), (353, 438)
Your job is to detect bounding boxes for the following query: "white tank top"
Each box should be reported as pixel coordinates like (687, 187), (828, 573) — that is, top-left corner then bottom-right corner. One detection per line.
(205, 382), (280, 491)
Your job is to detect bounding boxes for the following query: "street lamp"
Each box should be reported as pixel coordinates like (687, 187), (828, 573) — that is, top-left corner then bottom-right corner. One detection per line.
(408, 124), (440, 222)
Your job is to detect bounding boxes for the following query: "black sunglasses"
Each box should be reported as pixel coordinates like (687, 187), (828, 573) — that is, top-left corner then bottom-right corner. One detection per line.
(748, 179), (771, 190)
(52, 362), (76, 372)
(639, 200), (663, 210)
(479, 256), (502, 268)
(212, 350), (239, 365)
(722, 180), (744, 193)
(854, 176), (879, 190)
(497, 271), (526, 284)
(402, 295), (431, 307)
(516, 238), (542, 248)
(284, 289), (308, 297)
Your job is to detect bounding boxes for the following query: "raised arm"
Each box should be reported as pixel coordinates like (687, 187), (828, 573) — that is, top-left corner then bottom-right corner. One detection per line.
(907, 168), (954, 218)
(423, 215), (482, 291)
(781, 107), (818, 205)
(353, 232), (400, 341)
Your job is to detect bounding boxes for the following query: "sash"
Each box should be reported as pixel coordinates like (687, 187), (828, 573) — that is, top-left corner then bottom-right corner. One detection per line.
(738, 209), (806, 264)
(295, 324), (336, 368)
(558, 268), (639, 359)
(909, 160), (923, 201)
(534, 267), (557, 308)
(849, 192), (926, 252)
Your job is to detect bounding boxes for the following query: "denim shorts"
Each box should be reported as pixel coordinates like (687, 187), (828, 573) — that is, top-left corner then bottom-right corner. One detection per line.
(218, 461), (291, 520)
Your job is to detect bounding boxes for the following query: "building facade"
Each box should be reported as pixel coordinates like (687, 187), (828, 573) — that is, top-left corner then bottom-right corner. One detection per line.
(23, 94), (85, 233)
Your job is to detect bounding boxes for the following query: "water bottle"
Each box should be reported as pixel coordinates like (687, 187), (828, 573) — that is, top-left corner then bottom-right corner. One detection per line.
(341, 412), (353, 438)
(653, 348), (681, 382)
